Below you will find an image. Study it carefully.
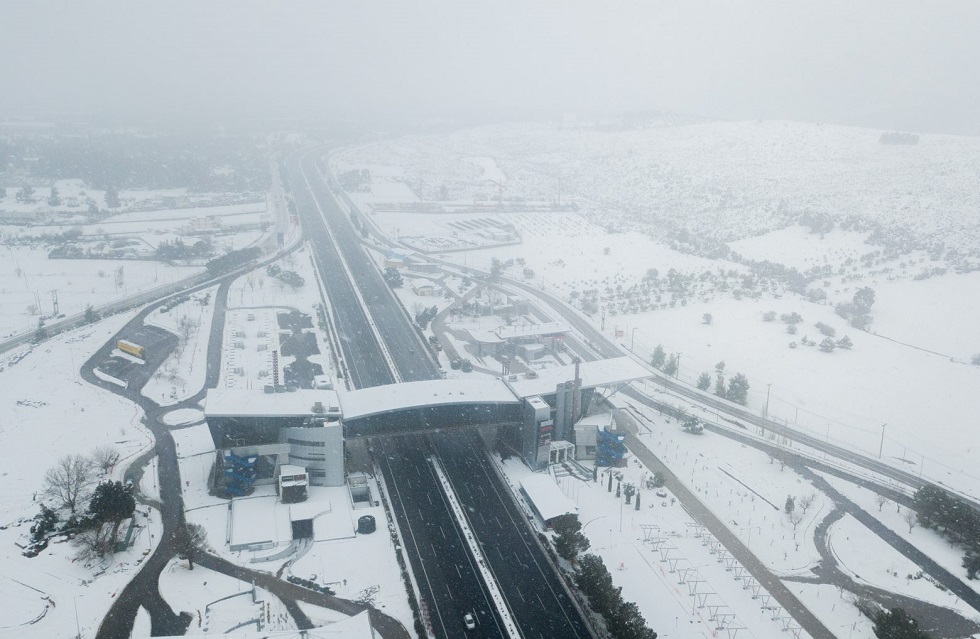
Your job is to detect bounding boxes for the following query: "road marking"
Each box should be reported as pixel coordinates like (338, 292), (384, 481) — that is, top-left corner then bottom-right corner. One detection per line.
(297, 155), (401, 383)
(429, 455), (523, 639)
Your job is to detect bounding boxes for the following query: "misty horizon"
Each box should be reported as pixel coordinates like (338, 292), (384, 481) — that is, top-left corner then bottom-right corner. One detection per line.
(2, 1), (979, 134)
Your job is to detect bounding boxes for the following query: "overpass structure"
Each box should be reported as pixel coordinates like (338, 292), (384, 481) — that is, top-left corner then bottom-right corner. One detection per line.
(338, 357), (649, 469)
(204, 357), (649, 480)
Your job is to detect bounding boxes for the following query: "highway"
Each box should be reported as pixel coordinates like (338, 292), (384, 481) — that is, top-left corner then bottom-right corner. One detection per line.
(285, 148), (594, 639)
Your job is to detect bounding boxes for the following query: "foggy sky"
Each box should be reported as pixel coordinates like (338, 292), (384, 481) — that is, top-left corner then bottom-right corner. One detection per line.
(2, 1), (978, 132)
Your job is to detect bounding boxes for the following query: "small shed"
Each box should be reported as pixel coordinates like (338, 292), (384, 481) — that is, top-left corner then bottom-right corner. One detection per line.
(519, 474), (577, 527)
(411, 278), (437, 296)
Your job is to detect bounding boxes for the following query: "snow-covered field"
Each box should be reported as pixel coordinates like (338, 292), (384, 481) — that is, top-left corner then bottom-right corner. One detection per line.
(0, 312), (160, 639)
(0, 245), (202, 339)
(334, 121), (980, 501)
(0, 192), (278, 340)
(333, 120), (980, 254)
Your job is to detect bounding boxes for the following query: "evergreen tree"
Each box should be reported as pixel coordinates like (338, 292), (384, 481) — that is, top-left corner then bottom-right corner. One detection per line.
(837, 335), (853, 349)
(551, 514), (591, 560)
(16, 184), (36, 203)
(682, 415), (704, 435)
(726, 373), (750, 405)
(33, 319), (48, 344)
(489, 258), (503, 281)
(785, 495), (796, 514)
(853, 287), (877, 314)
(575, 554), (620, 616)
(383, 267), (403, 288)
(608, 600), (658, 639)
(88, 480), (135, 543)
(650, 344), (666, 369)
(31, 505), (59, 542)
(662, 354), (678, 377)
(714, 372), (726, 398)
(104, 185), (120, 209)
(872, 608), (931, 639)
(47, 186), (61, 207)
(84, 304), (100, 324)
(696, 372), (711, 391)
(819, 337), (837, 353)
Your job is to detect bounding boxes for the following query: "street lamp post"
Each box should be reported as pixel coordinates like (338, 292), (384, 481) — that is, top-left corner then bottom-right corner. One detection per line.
(630, 327), (638, 352)
(765, 383), (772, 419)
(675, 353), (682, 379)
(878, 423), (887, 459)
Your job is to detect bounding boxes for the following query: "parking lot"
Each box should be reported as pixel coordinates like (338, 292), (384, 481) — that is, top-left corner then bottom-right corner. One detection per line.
(94, 324), (177, 391)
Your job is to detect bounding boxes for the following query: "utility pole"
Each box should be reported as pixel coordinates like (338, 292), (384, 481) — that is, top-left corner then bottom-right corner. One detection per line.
(675, 353), (682, 379)
(764, 383), (772, 419)
(630, 327), (638, 351)
(878, 423), (887, 459)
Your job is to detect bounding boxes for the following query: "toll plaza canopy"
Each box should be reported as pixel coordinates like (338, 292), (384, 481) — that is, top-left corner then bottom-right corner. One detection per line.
(508, 356), (650, 398)
(338, 378), (522, 437)
(337, 357), (650, 437)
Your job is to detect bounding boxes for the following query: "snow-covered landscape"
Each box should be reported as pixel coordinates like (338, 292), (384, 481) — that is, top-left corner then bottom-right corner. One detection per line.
(4, 4), (980, 638)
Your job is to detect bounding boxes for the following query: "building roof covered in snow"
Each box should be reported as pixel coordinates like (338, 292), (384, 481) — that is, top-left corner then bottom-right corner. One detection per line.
(519, 474), (578, 522)
(204, 389), (341, 418)
(338, 378), (519, 421)
(507, 356), (650, 398)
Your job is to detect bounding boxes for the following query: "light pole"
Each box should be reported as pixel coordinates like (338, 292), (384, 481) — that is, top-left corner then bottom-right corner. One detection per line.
(878, 423), (887, 459)
(630, 327), (638, 351)
(764, 383), (772, 419)
(675, 353), (682, 379)
(747, 526), (762, 550)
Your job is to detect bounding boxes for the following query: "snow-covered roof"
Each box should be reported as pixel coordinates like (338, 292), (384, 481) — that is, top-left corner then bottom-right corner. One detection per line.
(410, 278), (437, 288)
(339, 379), (519, 420)
(507, 357), (650, 398)
(576, 413), (615, 427)
(520, 474), (577, 522)
(204, 389), (341, 418)
(495, 321), (571, 339)
(468, 327), (506, 344)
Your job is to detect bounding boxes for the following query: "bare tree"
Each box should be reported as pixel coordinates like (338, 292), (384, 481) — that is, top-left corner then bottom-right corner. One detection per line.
(874, 493), (888, 512)
(72, 523), (116, 563)
(175, 522), (209, 570)
(798, 492), (817, 515)
(789, 510), (805, 534)
(904, 509), (918, 534)
(91, 445), (120, 475)
(43, 455), (93, 514)
(789, 509), (805, 533)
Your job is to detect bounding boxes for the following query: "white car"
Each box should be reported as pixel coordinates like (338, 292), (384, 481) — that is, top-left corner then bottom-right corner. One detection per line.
(655, 488), (668, 498)
(464, 613), (476, 630)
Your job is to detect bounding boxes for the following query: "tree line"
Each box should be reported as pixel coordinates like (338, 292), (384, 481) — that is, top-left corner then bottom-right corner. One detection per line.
(913, 484), (980, 579)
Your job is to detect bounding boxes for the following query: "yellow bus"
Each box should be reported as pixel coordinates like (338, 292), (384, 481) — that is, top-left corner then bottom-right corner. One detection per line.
(117, 339), (145, 359)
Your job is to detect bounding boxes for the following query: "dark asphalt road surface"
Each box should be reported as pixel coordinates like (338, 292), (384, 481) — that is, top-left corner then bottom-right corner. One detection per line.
(288, 148), (595, 639)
